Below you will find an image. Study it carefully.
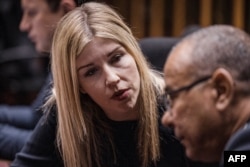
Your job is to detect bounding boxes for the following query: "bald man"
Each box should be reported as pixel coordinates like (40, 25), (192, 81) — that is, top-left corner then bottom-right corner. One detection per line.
(162, 25), (250, 166)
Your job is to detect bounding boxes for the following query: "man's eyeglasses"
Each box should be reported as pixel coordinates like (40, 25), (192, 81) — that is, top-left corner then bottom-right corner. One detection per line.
(164, 75), (211, 110)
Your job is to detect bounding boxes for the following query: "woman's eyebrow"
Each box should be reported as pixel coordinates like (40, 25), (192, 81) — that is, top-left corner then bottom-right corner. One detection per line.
(77, 46), (123, 71)
(77, 63), (94, 72)
(107, 46), (122, 57)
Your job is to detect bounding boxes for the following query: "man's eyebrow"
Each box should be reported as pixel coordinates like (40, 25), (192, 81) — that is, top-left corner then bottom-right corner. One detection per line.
(164, 86), (171, 93)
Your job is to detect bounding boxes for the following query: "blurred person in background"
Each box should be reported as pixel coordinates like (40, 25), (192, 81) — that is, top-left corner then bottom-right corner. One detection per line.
(0, 0), (41, 105)
(0, 0), (85, 160)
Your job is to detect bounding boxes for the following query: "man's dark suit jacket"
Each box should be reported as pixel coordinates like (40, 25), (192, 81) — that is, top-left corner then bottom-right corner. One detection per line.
(220, 120), (250, 166)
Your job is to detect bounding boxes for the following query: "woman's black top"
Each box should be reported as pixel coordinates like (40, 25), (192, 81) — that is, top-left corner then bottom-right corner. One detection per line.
(11, 104), (189, 167)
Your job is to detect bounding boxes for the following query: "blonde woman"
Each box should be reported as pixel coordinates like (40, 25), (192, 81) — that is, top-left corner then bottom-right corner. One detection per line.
(11, 2), (188, 167)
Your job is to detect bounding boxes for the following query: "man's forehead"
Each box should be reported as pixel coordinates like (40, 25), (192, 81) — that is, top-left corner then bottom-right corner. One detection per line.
(164, 41), (196, 87)
(164, 70), (192, 90)
(165, 42), (193, 72)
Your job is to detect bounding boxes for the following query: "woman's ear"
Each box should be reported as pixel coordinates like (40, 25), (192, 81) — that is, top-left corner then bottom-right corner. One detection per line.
(211, 68), (234, 111)
(61, 0), (77, 13)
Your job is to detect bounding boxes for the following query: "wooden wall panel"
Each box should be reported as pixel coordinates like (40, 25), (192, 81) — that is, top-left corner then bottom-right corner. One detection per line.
(105, 0), (248, 38)
(110, 0), (130, 23)
(172, 0), (186, 36)
(149, 0), (165, 36)
(232, 0), (245, 29)
(200, 0), (212, 27)
(130, 0), (146, 38)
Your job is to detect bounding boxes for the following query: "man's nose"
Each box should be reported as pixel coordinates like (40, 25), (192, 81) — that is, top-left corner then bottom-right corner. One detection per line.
(19, 16), (29, 32)
(161, 111), (174, 128)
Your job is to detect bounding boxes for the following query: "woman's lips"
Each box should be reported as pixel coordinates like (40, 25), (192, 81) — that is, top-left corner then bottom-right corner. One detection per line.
(111, 89), (130, 101)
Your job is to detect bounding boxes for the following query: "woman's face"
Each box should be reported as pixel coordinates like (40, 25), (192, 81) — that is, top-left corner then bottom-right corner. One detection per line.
(76, 37), (140, 121)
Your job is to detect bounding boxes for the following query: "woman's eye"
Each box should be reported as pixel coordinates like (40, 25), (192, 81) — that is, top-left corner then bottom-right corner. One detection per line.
(110, 54), (123, 64)
(84, 68), (98, 77)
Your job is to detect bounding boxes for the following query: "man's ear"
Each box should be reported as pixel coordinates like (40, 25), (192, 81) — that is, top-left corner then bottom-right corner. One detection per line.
(211, 68), (234, 111)
(61, 0), (77, 13)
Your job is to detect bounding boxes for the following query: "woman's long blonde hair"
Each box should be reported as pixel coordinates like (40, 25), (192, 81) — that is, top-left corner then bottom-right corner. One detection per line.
(48, 2), (165, 167)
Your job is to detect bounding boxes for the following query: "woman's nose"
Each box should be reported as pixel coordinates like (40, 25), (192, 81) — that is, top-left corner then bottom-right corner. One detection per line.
(105, 67), (120, 87)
